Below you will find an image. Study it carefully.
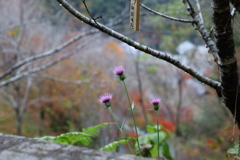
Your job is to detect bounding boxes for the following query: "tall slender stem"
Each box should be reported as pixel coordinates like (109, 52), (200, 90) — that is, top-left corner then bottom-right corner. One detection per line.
(108, 107), (134, 154)
(156, 110), (160, 159)
(122, 80), (141, 155)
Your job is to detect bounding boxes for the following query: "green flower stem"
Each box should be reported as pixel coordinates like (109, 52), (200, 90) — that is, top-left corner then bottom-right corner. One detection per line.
(122, 80), (141, 156)
(108, 107), (134, 154)
(156, 110), (160, 159)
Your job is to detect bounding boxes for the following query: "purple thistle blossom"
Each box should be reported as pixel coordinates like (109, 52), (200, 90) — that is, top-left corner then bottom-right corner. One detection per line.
(149, 98), (161, 111)
(113, 66), (125, 76)
(113, 66), (126, 81)
(98, 93), (113, 107)
(149, 98), (161, 105)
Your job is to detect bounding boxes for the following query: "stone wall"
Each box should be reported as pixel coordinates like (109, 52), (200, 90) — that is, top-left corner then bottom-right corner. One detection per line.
(0, 133), (156, 160)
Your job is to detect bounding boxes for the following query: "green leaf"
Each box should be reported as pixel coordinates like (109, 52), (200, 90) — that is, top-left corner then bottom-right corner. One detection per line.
(115, 137), (137, 141)
(137, 131), (167, 152)
(228, 148), (238, 155)
(149, 132), (167, 143)
(227, 144), (240, 155)
(150, 142), (158, 157)
(100, 140), (129, 151)
(161, 141), (173, 160)
(147, 125), (162, 133)
(82, 122), (110, 137)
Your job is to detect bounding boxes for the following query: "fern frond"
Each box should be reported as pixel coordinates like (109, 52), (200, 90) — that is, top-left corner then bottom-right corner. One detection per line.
(100, 140), (129, 152)
(52, 132), (92, 145)
(35, 123), (111, 146)
(82, 122), (111, 137)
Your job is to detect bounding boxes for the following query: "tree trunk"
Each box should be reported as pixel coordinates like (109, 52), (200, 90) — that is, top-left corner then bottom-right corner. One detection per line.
(15, 108), (22, 135)
(212, 0), (240, 126)
(135, 52), (148, 126)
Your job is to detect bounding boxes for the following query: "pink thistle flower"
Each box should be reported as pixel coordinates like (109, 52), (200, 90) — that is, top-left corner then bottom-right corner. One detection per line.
(113, 66), (125, 75)
(113, 66), (126, 81)
(149, 98), (161, 105)
(149, 98), (161, 111)
(98, 93), (113, 107)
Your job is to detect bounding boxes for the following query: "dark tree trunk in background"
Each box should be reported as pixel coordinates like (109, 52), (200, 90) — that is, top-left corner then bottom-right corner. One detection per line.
(176, 76), (183, 136)
(135, 52), (148, 126)
(16, 108), (22, 135)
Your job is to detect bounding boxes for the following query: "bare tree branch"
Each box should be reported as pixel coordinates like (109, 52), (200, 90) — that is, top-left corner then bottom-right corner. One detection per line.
(0, 92), (18, 109)
(0, 29), (99, 80)
(30, 74), (89, 85)
(20, 77), (32, 114)
(195, 0), (204, 24)
(183, 0), (220, 64)
(0, 38), (92, 87)
(56, 0), (221, 91)
(25, 97), (53, 109)
(141, 3), (194, 23)
(0, 6), (130, 81)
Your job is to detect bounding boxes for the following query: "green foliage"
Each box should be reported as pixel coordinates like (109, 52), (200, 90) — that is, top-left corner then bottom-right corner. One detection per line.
(227, 144), (239, 157)
(36, 122), (110, 146)
(137, 125), (173, 159)
(100, 139), (130, 152)
(146, 66), (158, 73)
(161, 141), (173, 160)
(49, 132), (92, 145)
(82, 122), (110, 136)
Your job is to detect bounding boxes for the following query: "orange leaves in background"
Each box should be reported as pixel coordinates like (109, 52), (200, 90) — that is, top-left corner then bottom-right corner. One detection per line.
(103, 41), (125, 58)
(206, 138), (218, 149)
(180, 106), (194, 124)
(151, 116), (175, 132)
(127, 130), (138, 138)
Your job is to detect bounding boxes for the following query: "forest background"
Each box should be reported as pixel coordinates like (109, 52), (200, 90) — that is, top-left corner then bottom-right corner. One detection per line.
(1, 0), (240, 159)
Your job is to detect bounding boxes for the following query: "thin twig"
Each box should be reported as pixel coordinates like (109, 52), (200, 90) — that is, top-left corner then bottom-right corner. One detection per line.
(141, 3), (194, 23)
(82, 0), (102, 29)
(30, 74), (89, 85)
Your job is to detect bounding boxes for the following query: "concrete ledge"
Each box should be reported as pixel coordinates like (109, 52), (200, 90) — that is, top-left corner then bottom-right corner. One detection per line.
(0, 133), (156, 160)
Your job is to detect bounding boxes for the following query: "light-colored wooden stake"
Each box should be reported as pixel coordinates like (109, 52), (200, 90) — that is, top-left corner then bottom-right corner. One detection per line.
(130, 0), (140, 31)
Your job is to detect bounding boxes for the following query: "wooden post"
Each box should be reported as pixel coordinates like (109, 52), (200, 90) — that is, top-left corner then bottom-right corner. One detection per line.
(130, 0), (140, 31)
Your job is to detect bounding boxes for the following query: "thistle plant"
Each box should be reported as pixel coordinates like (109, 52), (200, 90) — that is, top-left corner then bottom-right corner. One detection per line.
(98, 93), (113, 108)
(149, 97), (161, 159)
(113, 66), (141, 155)
(98, 93), (134, 154)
